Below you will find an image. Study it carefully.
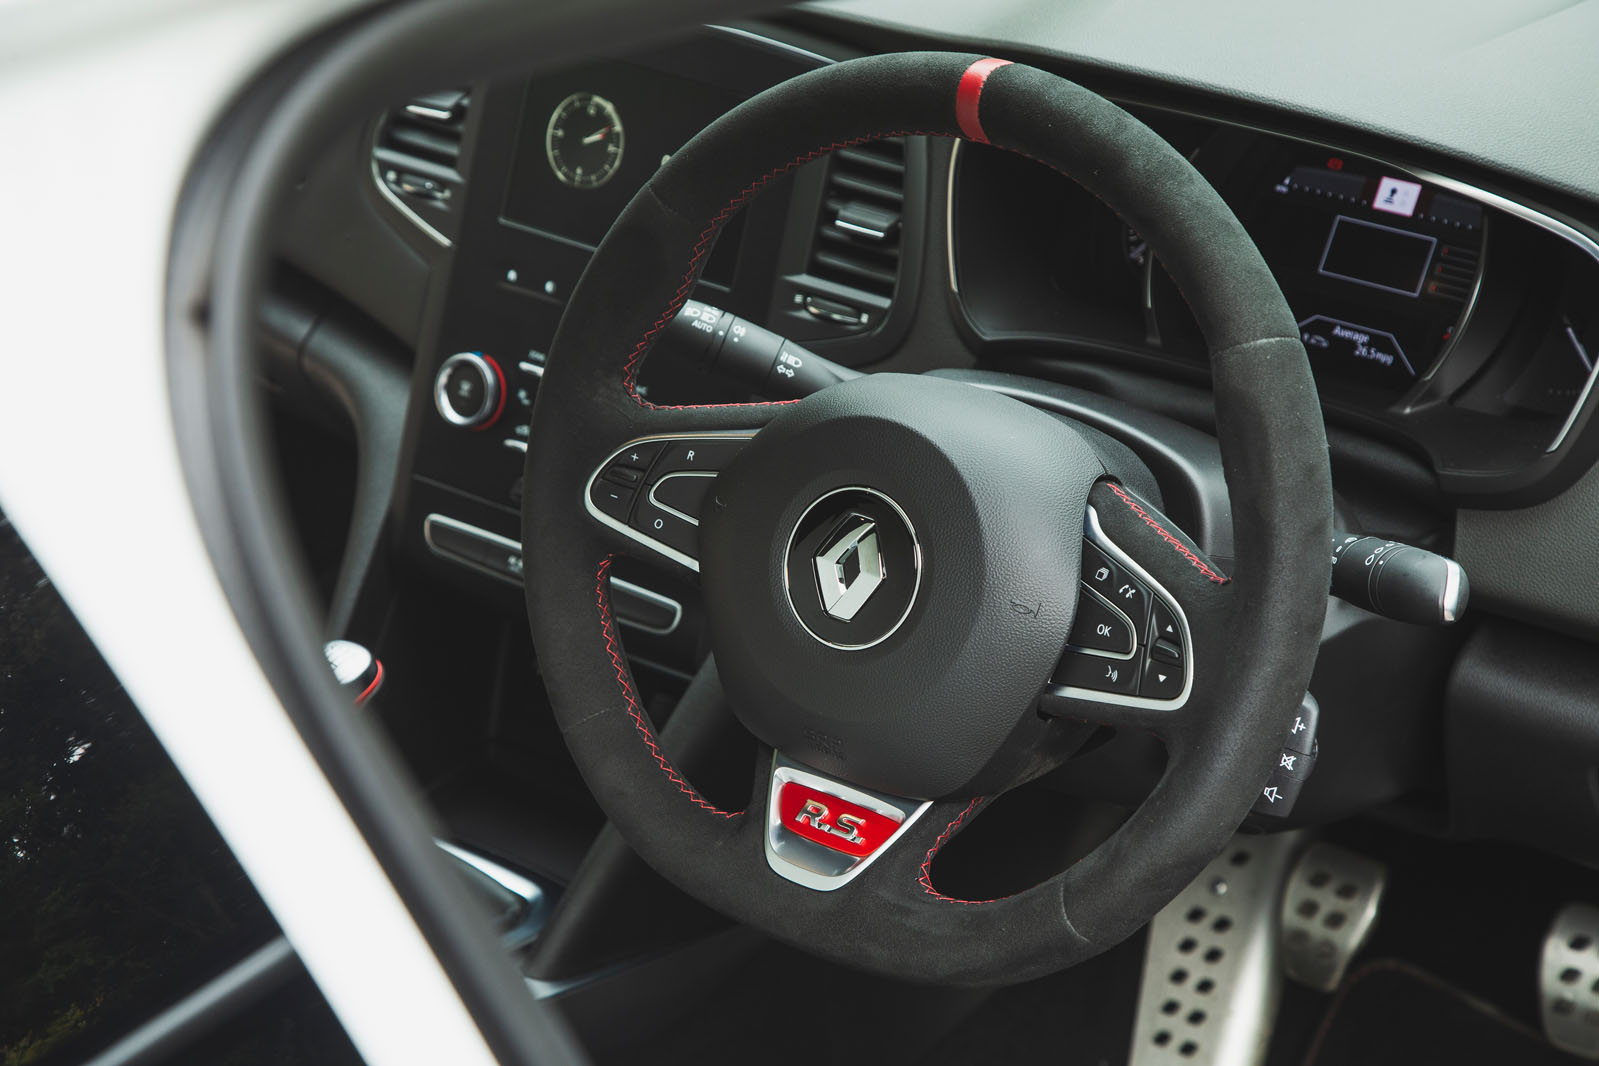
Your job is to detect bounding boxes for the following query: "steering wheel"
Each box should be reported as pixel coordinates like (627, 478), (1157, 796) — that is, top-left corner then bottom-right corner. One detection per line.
(523, 52), (1332, 986)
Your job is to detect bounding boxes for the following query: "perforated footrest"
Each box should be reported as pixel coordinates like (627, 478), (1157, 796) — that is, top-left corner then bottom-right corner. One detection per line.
(1279, 842), (1386, 992)
(1128, 832), (1303, 1066)
(1542, 903), (1599, 1059)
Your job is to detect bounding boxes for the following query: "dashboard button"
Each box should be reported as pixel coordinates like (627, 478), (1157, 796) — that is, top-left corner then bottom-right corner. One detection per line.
(434, 352), (504, 429)
(1052, 650), (1139, 695)
(590, 481), (636, 523)
(1066, 586), (1136, 655)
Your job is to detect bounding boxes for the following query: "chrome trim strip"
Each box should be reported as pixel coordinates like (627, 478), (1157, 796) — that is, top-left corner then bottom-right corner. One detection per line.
(945, 139), (962, 297)
(404, 102), (454, 122)
(647, 470), (717, 527)
(762, 752), (932, 892)
(1047, 505), (1194, 711)
(582, 431), (758, 574)
(423, 512), (682, 634)
(369, 123), (451, 248)
(943, 107), (1599, 453)
(434, 840), (541, 903)
(704, 24), (835, 69)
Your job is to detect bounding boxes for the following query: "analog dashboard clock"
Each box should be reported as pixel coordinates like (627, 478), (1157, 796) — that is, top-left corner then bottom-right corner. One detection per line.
(544, 91), (624, 189)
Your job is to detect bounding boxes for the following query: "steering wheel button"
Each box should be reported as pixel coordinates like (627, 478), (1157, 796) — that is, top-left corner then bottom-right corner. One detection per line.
(590, 481), (636, 523)
(1150, 637), (1183, 665)
(649, 471), (715, 523)
(1141, 656), (1184, 701)
(1107, 574), (1151, 629)
(614, 439), (666, 472)
(1053, 649), (1140, 695)
(631, 497), (699, 558)
(1081, 541), (1120, 599)
(659, 438), (747, 473)
(777, 781), (903, 859)
(1150, 601), (1182, 647)
(1066, 585), (1136, 655)
(601, 463), (645, 487)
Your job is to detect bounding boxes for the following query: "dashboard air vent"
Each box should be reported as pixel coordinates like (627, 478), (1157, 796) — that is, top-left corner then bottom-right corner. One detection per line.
(807, 137), (906, 304)
(373, 89), (471, 244)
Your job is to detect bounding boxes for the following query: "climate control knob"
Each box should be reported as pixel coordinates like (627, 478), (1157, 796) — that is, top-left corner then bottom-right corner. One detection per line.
(433, 352), (504, 429)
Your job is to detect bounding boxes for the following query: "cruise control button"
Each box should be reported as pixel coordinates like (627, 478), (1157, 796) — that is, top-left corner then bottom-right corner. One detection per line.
(602, 463), (646, 487)
(1052, 650), (1139, 695)
(1141, 656), (1184, 700)
(658, 439), (747, 473)
(649, 471), (716, 524)
(614, 440), (666, 472)
(590, 481), (636, 523)
(1066, 586), (1135, 655)
(632, 496), (700, 558)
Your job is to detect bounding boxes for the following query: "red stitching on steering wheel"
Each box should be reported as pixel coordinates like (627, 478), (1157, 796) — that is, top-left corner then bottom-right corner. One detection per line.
(1106, 483), (1229, 585)
(917, 797), (1003, 904)
(595, 556), (739, 818)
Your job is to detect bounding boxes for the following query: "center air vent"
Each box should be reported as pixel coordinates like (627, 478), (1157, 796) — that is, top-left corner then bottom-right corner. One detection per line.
(372, 89), (471, 244)
(807, 137), (907, 309)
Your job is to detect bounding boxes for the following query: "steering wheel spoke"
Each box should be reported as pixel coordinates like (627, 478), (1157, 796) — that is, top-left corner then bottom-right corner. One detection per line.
(761, 751), (935, 891)
(583, 409), (776, 572)
(1040, 480), (1233, 738)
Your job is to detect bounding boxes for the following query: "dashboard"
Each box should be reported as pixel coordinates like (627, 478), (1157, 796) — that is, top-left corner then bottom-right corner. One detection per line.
(950, 117), (1599, 496)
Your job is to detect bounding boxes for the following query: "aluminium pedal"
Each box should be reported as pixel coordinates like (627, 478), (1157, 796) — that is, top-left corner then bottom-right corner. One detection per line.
(1541, 903), (1599, 1059)
(1279, 842), (1386, 992)
(1127, 831), (1304, 1066)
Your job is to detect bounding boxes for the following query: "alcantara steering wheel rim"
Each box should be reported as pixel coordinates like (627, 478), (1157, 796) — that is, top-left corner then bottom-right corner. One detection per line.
(523, 51), (1332, 986)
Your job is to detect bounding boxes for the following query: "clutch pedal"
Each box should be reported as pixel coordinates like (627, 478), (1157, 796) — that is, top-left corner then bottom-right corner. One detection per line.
(1279, 842), (1386, 992)
(1127, 832), (1303, 1066)
(1541, 903), (1599, 1059)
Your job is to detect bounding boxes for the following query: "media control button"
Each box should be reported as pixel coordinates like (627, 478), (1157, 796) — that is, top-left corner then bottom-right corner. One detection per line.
(1066, 586), (1136, 655)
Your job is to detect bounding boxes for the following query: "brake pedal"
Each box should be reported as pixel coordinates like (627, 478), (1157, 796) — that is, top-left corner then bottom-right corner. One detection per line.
(1279, 842), (1386, 992)
(1541, 903), (1599, 1059)
(1128, 832), (1303, 1066)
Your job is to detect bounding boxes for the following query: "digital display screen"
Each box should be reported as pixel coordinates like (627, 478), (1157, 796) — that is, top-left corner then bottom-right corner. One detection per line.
(1318, 216), (1437, 298)
(503, 62), (740, 249)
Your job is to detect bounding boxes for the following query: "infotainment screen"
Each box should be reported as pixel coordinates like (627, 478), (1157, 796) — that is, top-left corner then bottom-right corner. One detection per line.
(501, 60), (746, 285)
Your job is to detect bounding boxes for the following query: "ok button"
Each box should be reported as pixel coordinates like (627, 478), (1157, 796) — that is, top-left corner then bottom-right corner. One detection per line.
(1065, 584), (1136, 656)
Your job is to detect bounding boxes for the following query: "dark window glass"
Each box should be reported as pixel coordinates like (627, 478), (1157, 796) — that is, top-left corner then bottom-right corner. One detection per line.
(0, 513), (361, 1066)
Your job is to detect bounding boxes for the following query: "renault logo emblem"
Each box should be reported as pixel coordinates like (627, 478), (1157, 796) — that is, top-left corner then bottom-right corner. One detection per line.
(785, 487), (920, 651)
(813, 515), (885, 622)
